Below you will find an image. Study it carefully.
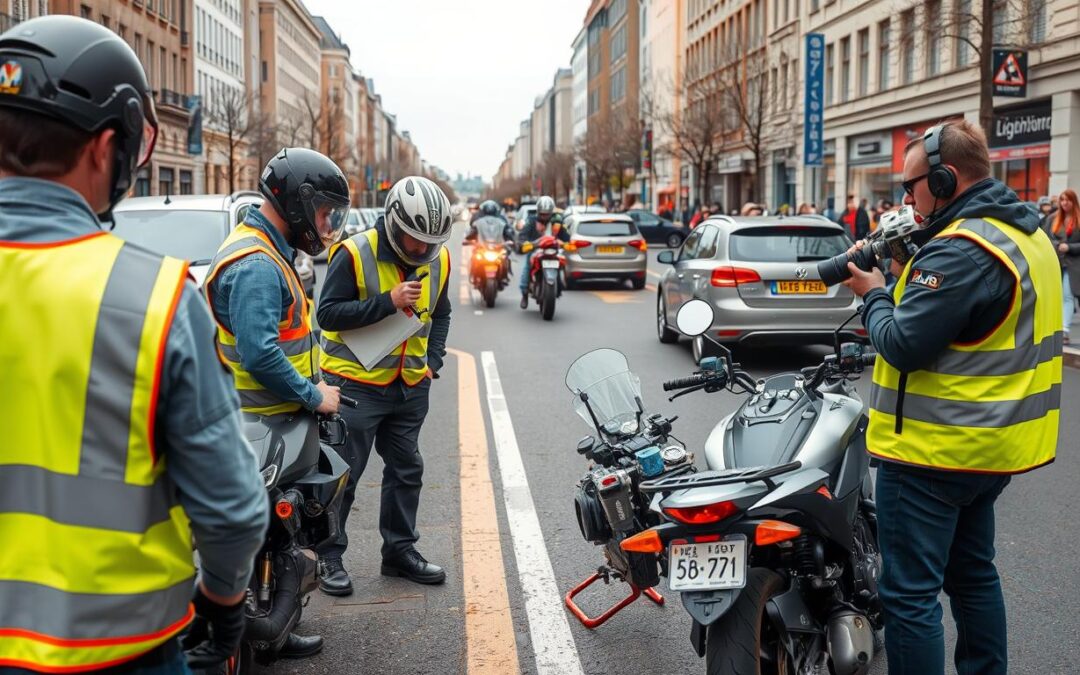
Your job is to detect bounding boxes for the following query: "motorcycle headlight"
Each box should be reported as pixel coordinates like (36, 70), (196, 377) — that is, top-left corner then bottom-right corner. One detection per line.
(483, 250), (500, 261)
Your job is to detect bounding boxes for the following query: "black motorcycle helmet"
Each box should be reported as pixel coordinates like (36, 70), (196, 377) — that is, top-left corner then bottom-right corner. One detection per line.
(0, 16), (158, 217)
(479, 200), (500, 218)
(259, 148), (351, 256)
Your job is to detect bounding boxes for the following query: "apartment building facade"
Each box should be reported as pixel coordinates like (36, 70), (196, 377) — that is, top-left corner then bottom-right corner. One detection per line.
(195, 0), (247, 193)
(257, 0), (320, 142)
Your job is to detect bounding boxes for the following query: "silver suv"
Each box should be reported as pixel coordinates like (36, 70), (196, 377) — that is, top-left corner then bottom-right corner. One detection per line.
(656, 215), (864, 361)
(563, 213), (649, 289)
(110, 192), (315, 297)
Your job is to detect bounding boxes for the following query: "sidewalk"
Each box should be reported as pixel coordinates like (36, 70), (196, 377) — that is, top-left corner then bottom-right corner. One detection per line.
(1066, 344), (1080, 369)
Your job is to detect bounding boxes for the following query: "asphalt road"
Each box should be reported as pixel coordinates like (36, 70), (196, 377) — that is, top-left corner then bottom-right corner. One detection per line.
(268, 222), (1080, 675)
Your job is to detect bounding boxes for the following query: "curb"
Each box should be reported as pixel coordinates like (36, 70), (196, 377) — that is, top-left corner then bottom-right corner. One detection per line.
(1066, 347), (1080, 370)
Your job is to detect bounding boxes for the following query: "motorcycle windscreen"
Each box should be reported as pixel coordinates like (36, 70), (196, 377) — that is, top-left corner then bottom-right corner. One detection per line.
(475, 216), (506, 244)
(565, 348), (644, 436)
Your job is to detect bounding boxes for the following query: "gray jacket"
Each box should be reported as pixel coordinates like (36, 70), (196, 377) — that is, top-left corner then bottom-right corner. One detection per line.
(1042, 216), (1080, 298)
(0, 177), (268, 598)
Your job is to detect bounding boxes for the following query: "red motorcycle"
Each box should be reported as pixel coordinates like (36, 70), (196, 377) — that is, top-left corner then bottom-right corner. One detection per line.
(523, 234), (565, 321)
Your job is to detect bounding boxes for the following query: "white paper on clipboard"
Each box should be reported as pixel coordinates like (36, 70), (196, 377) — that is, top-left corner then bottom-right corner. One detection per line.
(338, 310), (424, 370)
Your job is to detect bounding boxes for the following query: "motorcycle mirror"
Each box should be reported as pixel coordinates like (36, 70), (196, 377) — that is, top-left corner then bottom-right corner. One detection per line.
(576, 435), (596, 455)
(675, 299), (714, 337)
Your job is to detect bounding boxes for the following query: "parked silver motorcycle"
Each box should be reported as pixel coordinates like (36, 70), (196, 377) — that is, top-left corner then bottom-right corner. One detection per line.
(565, 300), (881, 675)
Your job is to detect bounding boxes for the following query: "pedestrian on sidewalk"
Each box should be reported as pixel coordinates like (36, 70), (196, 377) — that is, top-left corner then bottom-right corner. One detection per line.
(316, 176), (454, 593)
(842, 120), (1062, 675)
(1043, 188), (1080, 344)
(0, 16), (267, 673)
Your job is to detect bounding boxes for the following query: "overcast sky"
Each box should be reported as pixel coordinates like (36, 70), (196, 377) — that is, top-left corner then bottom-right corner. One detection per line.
(303, 0), (587, 181)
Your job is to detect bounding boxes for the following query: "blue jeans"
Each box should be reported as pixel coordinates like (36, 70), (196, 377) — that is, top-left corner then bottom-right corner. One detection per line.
(1063, 270), (1075, 335)
(519, 251), (532, 293)
(875, 462), (1011, 675)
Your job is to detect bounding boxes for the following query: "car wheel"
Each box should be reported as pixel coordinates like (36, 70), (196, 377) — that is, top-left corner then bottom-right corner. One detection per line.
(666, 232), (683, 248)
(657, 292), (680, 344)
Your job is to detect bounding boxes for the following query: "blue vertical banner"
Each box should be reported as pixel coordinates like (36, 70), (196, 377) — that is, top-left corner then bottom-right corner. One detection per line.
(804, 34), (824, 167)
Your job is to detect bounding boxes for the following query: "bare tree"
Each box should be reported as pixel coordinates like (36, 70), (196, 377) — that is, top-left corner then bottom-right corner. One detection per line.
(575, 121), (618, 201)
(488, 176), (532, 206)
(537, 150), (576, 203)
(609, 106), (644, 204)
(718, 42), (772, 202)
(205, 87), (256, 194)
(897, 0), (1047, 135)
(657, 68), (731, 208)
(300, 89), (322, 149)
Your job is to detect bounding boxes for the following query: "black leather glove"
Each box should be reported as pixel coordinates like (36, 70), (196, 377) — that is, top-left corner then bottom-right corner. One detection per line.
(182, 586), (246, 670)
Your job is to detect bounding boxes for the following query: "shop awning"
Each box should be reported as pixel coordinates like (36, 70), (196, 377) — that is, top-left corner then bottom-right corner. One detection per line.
(989, 143), (1050, 161)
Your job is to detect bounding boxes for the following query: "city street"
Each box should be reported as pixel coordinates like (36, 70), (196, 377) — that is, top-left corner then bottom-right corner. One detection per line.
(268, 223), (1080, 675)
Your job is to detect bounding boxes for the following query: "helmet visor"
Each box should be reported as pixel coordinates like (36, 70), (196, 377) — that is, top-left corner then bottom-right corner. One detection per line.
(390, 224), (442, 266)
(137, 94), (159, 167)
(302, 193), (350, 248)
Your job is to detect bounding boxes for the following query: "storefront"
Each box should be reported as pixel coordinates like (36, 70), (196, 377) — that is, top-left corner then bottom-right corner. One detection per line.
(717, 154), (747, 213)
(847, 132), (893, 206)
(772, 148), (797, 212)
(889, 116), (965, 205)
(989, 99), (1051, 203)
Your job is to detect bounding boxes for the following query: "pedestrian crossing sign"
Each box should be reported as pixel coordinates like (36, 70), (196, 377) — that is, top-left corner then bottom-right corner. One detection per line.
(992, 49), (1027, 98)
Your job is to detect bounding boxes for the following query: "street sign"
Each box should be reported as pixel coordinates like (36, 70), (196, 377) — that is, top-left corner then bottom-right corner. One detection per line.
(992, 49), (1027, 98)
(804, 34), (825, 167)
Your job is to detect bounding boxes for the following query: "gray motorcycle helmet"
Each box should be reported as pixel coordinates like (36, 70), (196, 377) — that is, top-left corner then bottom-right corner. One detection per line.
(384, 176), (453, 267)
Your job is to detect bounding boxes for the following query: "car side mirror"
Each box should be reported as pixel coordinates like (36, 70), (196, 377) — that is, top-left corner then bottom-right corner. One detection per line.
(657, 249), (676, 265)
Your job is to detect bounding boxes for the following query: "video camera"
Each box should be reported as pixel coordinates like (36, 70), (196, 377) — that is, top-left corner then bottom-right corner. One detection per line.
(818, 205), (924, 286)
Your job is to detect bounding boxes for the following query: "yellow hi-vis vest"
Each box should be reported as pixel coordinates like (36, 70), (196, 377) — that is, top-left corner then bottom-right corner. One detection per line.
(867, 217), (1063, 474)
(320, 229), (449, 387)
(204, 224), (318, 415)
(0, 231), (196, 672)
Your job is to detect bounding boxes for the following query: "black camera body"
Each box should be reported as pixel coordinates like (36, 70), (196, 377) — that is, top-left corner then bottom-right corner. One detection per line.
(819, 206), (923, 286)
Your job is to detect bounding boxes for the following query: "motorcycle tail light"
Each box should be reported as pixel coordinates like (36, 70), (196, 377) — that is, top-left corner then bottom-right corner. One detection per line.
(275, 500), (294, 519)
(620, 529), (663, 553)
(755, 520), (802, 546)
(663, 500), (738, 525)
(628, 239), (647, 251)
(710, 267), (761, 287)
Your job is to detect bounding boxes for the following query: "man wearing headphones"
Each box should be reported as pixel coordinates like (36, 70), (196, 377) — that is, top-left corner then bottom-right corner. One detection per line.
(843, 121), (1062, 675)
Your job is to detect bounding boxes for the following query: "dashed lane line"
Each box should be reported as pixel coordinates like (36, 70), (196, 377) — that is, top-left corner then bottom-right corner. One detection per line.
(481, 352), (585, 675)
(451, 348), (520, 675)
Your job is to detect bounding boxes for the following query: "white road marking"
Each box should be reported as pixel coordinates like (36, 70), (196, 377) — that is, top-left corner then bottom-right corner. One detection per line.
(475, 310), (484, 316)
(481, 352), (585, 675)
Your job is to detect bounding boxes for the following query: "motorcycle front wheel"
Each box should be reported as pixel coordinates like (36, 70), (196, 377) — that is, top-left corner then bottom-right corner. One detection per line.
(483, 278), (497, 308)
(540, 284), (556, 320)
(705, 568), (792, 675)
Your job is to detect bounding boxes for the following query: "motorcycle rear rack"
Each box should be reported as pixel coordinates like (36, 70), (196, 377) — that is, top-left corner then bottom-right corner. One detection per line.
(565, 568), (664, 629)
(638, 460), (802, 494)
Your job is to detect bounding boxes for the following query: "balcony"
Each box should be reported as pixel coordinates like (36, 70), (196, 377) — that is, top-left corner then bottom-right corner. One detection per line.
(156, 89), (192, 117)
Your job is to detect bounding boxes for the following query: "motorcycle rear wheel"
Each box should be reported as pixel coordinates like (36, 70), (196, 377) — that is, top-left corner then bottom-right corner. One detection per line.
(705, 568), (792, 675)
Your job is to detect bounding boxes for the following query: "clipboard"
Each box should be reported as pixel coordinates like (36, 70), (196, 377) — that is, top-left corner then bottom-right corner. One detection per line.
(338, 309), (424, 370)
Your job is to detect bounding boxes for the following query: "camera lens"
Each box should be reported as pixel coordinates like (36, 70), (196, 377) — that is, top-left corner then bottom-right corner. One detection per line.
(817, 252), (854, 286)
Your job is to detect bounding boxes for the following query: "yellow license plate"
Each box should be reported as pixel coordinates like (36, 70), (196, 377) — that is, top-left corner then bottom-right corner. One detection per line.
(773, 280), (827, 294)
(597, 245), (624, 254)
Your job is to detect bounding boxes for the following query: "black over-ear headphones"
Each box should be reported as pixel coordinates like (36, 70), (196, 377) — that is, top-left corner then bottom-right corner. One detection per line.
(923, 124), (957, 199)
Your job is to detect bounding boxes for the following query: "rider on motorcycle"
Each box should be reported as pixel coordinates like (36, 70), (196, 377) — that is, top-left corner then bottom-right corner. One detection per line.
(469, 199), (508, 226)
(519, 195), (569, 308)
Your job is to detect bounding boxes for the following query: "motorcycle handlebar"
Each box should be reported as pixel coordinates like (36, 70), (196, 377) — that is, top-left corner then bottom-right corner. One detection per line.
(663, 373), (709, 391)
(860, 352), (877, 367)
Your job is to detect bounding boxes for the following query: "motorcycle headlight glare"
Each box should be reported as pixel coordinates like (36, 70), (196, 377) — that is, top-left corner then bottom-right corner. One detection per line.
(483, 250), (500, 261)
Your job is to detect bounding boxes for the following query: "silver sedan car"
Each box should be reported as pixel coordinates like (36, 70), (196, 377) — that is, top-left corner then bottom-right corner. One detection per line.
(656, 215), (865, 361)
(563, 213), (649, 289)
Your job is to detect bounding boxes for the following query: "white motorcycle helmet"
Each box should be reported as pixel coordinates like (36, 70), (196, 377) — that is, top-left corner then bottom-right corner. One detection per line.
(384, 176), (453, 266)
(536, 195), (556, 225)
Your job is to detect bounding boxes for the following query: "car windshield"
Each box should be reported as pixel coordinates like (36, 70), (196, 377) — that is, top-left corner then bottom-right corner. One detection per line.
(347, 210), (361, 226)
(728, 227), (849, 263)
(565, 348), (643, 436)
(111, 209), (229, 264)
(577, 221), (636, 237)
(474, 216), (505, 243)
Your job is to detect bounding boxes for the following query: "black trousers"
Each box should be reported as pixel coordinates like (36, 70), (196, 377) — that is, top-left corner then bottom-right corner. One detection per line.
(319, 377), (431, 560)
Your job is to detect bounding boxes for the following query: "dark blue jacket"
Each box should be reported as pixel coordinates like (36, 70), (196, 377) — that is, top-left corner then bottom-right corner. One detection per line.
(861, 179), (1041, 373)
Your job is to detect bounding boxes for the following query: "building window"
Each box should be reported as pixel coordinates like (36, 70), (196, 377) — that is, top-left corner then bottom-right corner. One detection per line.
(956, 0), (972, 67)
(825, 43), (834, 104)
(811, 0), (819, 11)
(611, 24), (627, 63)
(159, 167), (174, 196)
(135, 167), (151, 197)
(80, 4), (91, 19)
(180, 170), (193, 195)
(160, 46), (167, 90)
(100, 14), (110, 30)
(609, 0), (627, 24)
(926, 0), (941, 76)
(900, 10), (915, 85)
(992, 0), (1006, 44)
(857, 29), (869, 97)
(1029, 0), (1048, 43)
(878, 20), (890, 91)
(840, 37), (851, 103)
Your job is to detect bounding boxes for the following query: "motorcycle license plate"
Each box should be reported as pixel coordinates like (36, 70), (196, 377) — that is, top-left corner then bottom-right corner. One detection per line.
(772, 280), (827, 294)
(597, 245), (624, 254)
(484, 267), (498, 278)
(541, 259), (560, 269)
(668, 536), (747, 592)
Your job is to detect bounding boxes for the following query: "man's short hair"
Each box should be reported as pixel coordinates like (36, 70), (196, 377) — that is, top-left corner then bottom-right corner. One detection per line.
(904, 120), (991, 183)
(0, 108), (94, 177)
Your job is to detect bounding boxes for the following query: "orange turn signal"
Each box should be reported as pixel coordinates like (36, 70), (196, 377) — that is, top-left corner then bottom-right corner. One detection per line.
(275, 501), (294, 519)
(755, 520), (801, 546)
(620, 529), (663, 554)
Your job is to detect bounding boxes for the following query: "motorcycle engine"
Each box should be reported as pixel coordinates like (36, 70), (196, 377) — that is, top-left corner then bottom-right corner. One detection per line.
(826, 610), (874, 675)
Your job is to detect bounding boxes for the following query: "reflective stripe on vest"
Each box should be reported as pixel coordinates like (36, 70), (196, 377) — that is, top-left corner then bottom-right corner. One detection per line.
(0, 233), (195, 671)
(320, 229), (449, 386)
(204, 224), (318, 414)
(866, 217), (1063, 474)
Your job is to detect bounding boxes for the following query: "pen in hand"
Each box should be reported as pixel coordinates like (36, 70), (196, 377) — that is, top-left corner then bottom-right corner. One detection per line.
(406, 270), (429, 317)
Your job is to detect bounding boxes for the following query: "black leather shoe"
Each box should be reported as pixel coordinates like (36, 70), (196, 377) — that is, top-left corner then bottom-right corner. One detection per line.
(278, 632), (324, 659)
(318, 558), (353, 596)
(381, 550), (446, 585)
(520, 293), (528, 309)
